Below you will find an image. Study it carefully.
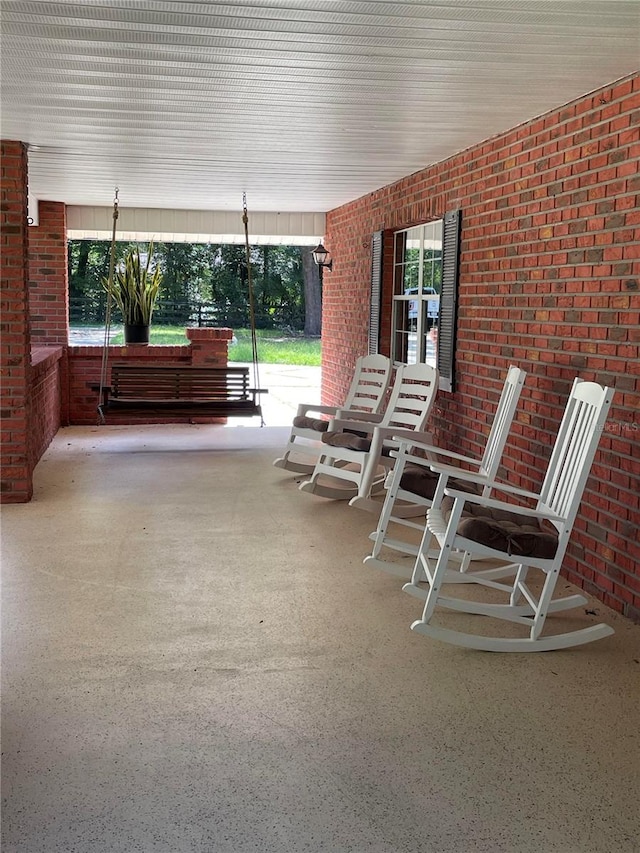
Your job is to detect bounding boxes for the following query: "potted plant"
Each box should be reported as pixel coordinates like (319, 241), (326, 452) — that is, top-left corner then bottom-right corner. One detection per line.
(104, 242), (163, 344)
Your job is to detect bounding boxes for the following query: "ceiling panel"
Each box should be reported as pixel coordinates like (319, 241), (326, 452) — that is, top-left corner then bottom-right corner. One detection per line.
(1, 1), (638, 215)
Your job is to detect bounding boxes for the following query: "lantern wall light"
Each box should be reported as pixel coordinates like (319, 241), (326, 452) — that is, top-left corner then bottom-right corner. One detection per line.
(311, 241), (333, 271)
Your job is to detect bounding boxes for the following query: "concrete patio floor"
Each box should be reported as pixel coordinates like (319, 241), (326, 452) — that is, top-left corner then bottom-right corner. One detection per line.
(241, 362), (321, 427)
(2, 388), (639, 851)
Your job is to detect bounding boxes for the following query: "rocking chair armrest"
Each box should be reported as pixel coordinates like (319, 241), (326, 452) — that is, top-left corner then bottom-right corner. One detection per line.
(374, 427), (432, 445)
(423, 460), (488, 482)
(390, 434), (481, 466)
(328, 416), (376, 435)
(446, 479), (542, 502)
(295, 403), (339, 418)
(352, 421), (426, 456)
(443, 487), (563, 523)
(390, 429), (436, 450)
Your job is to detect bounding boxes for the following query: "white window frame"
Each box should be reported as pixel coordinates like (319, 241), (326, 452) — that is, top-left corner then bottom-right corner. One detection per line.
(391, 220), (443, 367)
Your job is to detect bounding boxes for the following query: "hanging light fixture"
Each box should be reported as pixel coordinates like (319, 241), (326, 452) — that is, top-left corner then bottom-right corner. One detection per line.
(311, 241), (333, 271)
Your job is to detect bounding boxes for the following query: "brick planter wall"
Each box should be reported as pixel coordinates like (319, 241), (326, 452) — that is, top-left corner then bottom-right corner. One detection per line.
(323, 73), (640, 619)
(186, 327), (233, 364)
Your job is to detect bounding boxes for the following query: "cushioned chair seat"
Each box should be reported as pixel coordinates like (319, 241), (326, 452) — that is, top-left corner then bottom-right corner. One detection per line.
(441, 496), (559, 559)
(322, 430), (371, 452)
(292, 415), (330, 432)
(399, 463), (483, 501)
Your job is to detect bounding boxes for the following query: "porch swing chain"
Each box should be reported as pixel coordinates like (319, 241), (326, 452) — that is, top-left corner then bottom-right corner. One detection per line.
(242, 193), (264, 426)
(97, 189), (120, 424)
(97, 191), (263, 425)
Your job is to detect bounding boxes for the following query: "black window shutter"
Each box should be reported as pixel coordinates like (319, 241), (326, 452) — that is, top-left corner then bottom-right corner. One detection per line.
(437, 210), (461, 392)
(369, 231), (384, 355)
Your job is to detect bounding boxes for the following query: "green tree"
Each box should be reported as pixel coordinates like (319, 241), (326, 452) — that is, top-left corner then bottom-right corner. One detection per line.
(68, 240), (118, 322)
(68, 240), (314, 332)
(301, 246), (322, 336)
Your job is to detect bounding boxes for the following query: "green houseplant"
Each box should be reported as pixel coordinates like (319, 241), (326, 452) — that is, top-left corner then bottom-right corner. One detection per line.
(104, 242), (163, 344)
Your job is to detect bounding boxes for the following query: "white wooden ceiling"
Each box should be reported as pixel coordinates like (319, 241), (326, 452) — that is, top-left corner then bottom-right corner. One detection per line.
(2, 1), (639, 217)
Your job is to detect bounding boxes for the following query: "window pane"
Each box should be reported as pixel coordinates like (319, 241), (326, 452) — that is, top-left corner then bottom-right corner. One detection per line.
(422, 320), (438, 368)
(422, 220), (443, 295)
(394, 231), (406, 265)
(392, 218), (447, 365)
(403, 263), (419, 293)
(392, 301), (412, 363)
(394, 229), (418, 297)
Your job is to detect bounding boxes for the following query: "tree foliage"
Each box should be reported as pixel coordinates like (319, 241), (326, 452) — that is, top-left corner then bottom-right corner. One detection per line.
(68, 240), (321, 333)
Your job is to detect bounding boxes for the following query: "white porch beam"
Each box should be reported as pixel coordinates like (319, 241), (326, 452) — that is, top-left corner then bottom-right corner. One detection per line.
(66, 206), (326, 245)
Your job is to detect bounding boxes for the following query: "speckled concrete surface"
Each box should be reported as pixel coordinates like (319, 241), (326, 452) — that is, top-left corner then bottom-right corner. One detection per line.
(2, 424), (639, 853)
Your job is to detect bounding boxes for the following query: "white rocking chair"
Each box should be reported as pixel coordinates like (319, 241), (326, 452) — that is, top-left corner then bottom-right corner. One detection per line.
(298, 362), (438, 509)
(405, 379), (615, 652)
(273, 354), (392, 475)
(363, 365), (527, 579)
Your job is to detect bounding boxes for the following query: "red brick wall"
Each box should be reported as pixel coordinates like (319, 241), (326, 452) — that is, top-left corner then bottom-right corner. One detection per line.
(28, 201), (69, 345)
(1, 140), (33, 502)
(324, 73), (640, 619)
(30, 347), (64, 462)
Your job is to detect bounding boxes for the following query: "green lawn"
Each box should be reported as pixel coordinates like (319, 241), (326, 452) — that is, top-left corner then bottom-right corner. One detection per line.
(107, 326), (321, 366)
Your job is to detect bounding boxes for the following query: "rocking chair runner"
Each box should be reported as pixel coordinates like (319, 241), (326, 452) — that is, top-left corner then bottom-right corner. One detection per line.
(272, 354), (393, 475)
(404, 378), (615, 652)
(298, 362), (439, 509)
(363, 365), (527, 579)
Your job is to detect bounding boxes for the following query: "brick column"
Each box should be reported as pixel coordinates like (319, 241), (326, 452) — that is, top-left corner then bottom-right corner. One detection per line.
(185, 327), (232, 365)
(28, 201), (69, 345)
(1, 140), (33, 502)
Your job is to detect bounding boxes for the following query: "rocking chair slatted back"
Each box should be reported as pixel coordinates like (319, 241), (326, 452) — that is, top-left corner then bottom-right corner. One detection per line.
(273, 354), (392, 475)
(540, 379), (607, 526)
(479, 365), (528, 485)
(298, 362), (439, 507)
(406, 378), (615, 652)
(380, 363), (440, 431)
(344, 354), (394, 413)
(364, 364), (527, 577)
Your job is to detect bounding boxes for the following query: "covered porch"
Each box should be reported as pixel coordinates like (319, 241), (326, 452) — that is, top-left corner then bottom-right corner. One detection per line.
(3, 419), (639, 852)
(2, 4), (639, 849)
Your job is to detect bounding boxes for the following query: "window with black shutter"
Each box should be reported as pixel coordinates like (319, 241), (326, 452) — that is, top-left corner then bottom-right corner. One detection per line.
(389, 210), (461, 391)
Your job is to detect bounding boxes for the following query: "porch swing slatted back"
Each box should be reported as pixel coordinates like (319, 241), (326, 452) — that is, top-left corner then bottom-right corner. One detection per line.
(103, 363), (264, 417)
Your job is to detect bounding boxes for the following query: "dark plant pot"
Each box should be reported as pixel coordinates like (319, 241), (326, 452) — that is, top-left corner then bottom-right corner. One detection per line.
(124, 323), (150, 345)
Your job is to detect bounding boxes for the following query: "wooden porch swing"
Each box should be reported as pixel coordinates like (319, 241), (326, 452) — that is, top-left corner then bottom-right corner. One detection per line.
(96, 192), (267, 424)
